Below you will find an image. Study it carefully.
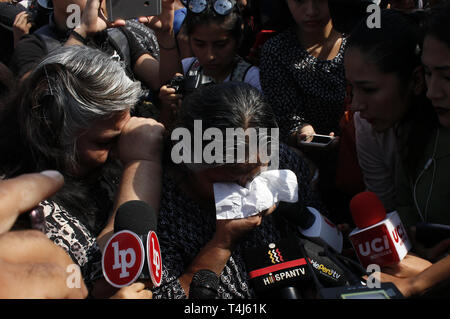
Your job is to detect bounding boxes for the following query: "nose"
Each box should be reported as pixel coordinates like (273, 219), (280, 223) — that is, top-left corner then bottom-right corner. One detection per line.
(206, 45), (216, 62)
(426, 74), (445, 103)
(305, 0), (319, 17)
(349, 92), (367, 113)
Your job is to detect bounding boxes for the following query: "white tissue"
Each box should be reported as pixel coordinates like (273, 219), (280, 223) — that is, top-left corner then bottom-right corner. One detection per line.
(214, 169), (299, 220)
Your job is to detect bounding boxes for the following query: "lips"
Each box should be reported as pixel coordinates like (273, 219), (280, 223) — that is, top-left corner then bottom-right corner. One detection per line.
(304, 20), (321, 26)
(204, 64), (219, 70)
(434, 106), (450, 116)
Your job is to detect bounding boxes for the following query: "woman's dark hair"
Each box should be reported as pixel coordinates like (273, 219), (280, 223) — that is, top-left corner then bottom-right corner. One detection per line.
(423, 0), (450, 47)
(348, 9), (438, 178)
(268, 0), (340, 32)
(164, 82), (278, 170)
(184, 1), (244, 43)
(347, 9), (423, 85)
(179, 81), (277, 132)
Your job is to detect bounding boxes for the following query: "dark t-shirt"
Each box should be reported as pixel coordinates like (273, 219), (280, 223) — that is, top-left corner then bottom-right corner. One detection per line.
(10, 25), (148, 79)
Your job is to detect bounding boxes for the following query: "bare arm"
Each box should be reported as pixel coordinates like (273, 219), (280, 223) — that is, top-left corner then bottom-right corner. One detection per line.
(139, 0), (183, 85)
(97, 117), (165, 250)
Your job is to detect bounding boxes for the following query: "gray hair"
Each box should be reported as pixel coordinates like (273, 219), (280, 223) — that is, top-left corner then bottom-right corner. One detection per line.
(23, 45), (144, 172)
(171, 82), (280, 171)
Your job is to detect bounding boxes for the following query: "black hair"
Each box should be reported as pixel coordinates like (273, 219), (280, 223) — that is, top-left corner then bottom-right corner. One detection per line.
(184, 0), (244, 43)
(347, 9), (438, 178)
(423, 0), (450, 47)
(163, 82), (278, 171)
(347, 9), (422, 84)
(268, 0), (340, 32)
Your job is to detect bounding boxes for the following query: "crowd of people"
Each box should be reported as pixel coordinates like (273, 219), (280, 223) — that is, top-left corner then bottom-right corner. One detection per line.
(0, 0), (449, 299)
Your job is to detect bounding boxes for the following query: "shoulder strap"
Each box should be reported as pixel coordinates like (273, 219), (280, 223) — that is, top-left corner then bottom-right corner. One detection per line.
(107, 27), (131, 68)
(230, 57), (252, 82)
(34, 25), (62, 54)
(186, 58), (201, 76)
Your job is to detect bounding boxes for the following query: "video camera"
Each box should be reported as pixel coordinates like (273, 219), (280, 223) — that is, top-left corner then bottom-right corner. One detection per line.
(167, 73), (214, 97)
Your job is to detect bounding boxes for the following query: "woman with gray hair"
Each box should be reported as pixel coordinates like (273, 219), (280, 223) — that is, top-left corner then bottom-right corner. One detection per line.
(153, 82), (328, 299)
(0, 45), (165, 298)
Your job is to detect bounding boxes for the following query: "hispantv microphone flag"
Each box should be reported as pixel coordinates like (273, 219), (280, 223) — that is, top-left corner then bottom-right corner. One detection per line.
(243, 237), (348, 297)
(243, 238), (309, 298)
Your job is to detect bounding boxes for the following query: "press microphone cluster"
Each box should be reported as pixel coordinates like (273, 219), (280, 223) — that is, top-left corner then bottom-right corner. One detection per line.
(276, 202), (343, 253)
(102, 200), (163, 288)
(349, 191), (412, 268)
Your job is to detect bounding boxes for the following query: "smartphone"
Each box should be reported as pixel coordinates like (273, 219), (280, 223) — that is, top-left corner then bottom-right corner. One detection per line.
(107, 0), (162, 21)
(300, 134), (334, 148)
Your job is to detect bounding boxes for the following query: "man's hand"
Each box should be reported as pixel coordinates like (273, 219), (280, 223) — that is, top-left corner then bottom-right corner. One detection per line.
(0, 171), (64, 234)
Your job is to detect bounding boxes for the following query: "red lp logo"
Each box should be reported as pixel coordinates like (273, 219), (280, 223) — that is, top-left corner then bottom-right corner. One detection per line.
(147, 231), (163, 287)
(102, 230), (145, 288)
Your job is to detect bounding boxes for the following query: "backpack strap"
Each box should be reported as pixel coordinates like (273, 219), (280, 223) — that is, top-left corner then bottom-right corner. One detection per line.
(106, 27), (131, 72)
(34, 24), (63, 54)
(230, 56), (252, 82)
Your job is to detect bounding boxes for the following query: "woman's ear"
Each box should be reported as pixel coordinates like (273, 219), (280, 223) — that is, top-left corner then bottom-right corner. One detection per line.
(412, 65), (426, 95)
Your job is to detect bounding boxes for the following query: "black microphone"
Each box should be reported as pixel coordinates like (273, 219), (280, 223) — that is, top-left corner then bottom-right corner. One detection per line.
(113, 200), (158, 281)
(243, 238), (310, 299)
(189, 269), (219, 299)
(101, 200), (163, 288)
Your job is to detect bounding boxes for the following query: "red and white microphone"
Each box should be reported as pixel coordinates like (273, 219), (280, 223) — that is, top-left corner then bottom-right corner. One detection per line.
(349, 191), (411, 268)
(102, 200), (163, 288)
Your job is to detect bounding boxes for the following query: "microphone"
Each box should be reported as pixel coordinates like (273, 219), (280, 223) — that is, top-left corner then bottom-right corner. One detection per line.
(276, 202), (343, 253)
(243, 238), (310, 299)
(102, 200), (163, 288)
(349, 191), (412, 268)
(189, 269), (219, 299)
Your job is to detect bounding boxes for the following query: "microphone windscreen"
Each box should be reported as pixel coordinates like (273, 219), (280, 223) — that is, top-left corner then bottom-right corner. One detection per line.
(189, 269), (219, 299)
(350, 191), (386, 229)
(114, 200), (157, 234)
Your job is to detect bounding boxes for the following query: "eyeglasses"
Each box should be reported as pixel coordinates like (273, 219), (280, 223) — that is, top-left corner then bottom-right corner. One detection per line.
(181, 0), (237, 16)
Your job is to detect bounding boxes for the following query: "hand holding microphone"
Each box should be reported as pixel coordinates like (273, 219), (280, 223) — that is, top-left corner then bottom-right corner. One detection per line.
(349, 191), (412, 268)
(102, 200), (163, 290)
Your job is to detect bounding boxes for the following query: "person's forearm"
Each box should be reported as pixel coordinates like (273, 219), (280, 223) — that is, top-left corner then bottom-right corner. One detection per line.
(410, 255), (450, 296)
(133, 54), (161, 92)
(157, 31), (183, 85)
(97, 160), (162, 248)
(114, 160), (162, 211)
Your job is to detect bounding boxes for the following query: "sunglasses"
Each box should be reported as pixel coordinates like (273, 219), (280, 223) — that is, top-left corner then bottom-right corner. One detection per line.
(181, 0), (237, 16)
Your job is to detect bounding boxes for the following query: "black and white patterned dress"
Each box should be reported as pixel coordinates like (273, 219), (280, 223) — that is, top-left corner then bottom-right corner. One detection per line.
(260, 28), (347, 142)
(38, 163), (121, 290)
(152, 144), (327, 299)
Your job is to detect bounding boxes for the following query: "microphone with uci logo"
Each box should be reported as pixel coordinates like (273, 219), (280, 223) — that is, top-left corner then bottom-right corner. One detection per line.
(102, 200), (163, 289)
(349, 191), (412, 268)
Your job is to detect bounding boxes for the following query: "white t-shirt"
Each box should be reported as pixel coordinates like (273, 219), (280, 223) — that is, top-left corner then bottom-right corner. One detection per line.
(181, 57), (262, 92)
(354, 111), (399, 212)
